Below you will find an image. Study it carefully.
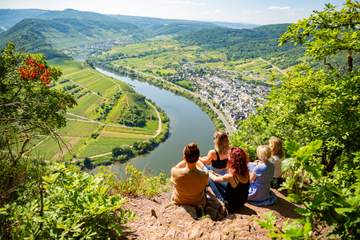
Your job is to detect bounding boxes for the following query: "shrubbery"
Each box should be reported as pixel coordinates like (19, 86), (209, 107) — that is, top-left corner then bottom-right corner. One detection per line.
(1, 163), (132, 239)
(231, 1), (360, 239)
(118, 164), (170, 197)
(0, 44), (136, 239)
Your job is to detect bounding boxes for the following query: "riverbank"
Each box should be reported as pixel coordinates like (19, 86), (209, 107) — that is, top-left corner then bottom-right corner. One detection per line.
(78, 99), (170, 168)
(90, 61), (235, 133)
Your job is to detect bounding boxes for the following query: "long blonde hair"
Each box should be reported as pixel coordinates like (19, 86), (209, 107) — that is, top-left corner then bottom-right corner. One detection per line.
(269, 136), (284, 158)
(214, 131), (229, 155)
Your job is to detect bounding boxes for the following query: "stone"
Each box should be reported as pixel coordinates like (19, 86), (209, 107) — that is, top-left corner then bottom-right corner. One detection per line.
(151, 209), (158, 218)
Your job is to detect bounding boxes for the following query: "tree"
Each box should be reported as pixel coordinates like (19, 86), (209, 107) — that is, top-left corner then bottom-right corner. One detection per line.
(279, 0), (360, 72)
(0, 42), (76, 202)
(231, 2), (360, 237)
(232, 0), (360, 171)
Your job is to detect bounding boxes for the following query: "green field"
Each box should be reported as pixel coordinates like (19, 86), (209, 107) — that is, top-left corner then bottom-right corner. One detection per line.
(33, 59), (162, 161)
(95, 37), (284, 87)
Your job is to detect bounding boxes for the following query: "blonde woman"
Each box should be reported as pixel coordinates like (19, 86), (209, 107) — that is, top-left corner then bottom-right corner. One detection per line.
(200, 131), (230, 175)
(269, 136), (284, 188)
(247, 145), (276, 206)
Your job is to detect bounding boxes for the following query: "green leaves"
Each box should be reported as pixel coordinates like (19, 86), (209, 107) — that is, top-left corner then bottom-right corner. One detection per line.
(118, 164), (170, 197)
(257, 212), (312, 240)
(279, 0), (360, 72)
(3, 163), (132, 239)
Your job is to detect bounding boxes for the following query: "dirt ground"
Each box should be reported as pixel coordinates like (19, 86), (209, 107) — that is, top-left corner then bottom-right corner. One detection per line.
(120, 190), (300, 240)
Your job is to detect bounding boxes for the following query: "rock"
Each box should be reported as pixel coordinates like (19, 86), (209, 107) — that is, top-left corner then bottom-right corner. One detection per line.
(210, 231), (222, 240)
(164, 229), (177, 238)
(151, 209), (157, 218)
(189, 226), (204, 239)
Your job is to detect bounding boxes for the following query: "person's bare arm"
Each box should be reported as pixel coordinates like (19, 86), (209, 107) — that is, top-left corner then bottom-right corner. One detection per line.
(209, 172), (231, 182)
(200, 150), (214, 165)
(249, 172), (256, 182)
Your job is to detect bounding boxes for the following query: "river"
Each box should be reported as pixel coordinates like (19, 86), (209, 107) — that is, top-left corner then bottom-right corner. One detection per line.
(96, 68), (216, 175)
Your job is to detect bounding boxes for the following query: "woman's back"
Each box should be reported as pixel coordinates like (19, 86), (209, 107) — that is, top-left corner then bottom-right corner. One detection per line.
(225, 175), (249, 212)
(248, 162), (274, 201)
(212, 150), (228, 169)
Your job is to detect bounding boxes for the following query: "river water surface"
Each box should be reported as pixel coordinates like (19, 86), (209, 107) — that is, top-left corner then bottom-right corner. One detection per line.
(96, 68), (215, 175)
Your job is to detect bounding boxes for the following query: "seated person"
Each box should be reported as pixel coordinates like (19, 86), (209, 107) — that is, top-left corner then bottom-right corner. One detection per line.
(171, 143), (209, 208)
(269, 136), (285, 188)
(247, 145), (276, 206)
(208, 147), (250, 213)
(200, 131), (230, 175)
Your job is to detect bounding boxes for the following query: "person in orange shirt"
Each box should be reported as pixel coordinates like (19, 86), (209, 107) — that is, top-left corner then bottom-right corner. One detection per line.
(171, 143), (209, 208)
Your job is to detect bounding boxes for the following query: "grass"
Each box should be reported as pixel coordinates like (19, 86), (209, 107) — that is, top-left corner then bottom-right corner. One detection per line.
(32, 59), (164, 161)
(78, 136), (142, 157)
(100, 37), (283, 85)
(57, 121), (99, 137)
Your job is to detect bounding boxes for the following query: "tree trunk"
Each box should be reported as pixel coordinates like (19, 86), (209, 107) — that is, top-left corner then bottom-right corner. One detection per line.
(348, 50), (353, 72)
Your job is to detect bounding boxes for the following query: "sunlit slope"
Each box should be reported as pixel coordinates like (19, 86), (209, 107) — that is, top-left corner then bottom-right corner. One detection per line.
(31, 60), (160, 161)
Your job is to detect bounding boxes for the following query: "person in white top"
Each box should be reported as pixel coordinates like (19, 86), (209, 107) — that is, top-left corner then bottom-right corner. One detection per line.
(269, 136), (284, 188)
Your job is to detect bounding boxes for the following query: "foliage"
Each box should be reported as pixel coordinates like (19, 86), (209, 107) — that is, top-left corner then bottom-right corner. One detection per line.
(232, 1), (360, 238)
(177, 24), (304, 68)
(0, 43), (76, 202)
(257, 212), (312, 240)
(1, 163), (132, 239)
(279, 0), (360, 72)
(118, 164), (170, 197)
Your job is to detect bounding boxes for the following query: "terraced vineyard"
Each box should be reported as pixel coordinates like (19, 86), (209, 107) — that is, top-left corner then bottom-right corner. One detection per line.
(95, 37), (284, 89)
(30, 59), (164, 163)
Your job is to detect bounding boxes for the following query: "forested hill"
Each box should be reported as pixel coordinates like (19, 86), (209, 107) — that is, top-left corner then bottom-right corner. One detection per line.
(177, 24), (304, 68)
(0, 9), (46, 30)
(0, 17), (142, 58)
(0, 9), (219, 57)
(0, 8), (302, 68)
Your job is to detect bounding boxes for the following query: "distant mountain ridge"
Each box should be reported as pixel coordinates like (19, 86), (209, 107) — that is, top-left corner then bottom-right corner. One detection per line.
(177, 24), (304, 68)
(0, 8), (257, 32)
(0, 8), (222, 57)
(0, 8), (298, 66)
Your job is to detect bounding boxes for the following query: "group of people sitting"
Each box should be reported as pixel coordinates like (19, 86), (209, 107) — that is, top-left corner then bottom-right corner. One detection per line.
(170, 132), (284, 213)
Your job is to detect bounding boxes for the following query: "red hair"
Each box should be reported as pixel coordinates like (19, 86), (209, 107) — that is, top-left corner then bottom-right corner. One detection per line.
(227, 147), (249, 177)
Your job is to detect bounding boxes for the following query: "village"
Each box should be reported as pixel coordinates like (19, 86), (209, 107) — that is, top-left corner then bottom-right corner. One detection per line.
(167, 63), (270, 126)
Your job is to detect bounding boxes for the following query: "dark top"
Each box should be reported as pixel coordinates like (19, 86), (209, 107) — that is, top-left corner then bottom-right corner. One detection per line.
(225, 176), (250, 213)
(212, 151), (228, 169)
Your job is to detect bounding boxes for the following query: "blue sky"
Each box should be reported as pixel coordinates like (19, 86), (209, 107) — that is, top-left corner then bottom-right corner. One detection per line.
(0, 0), (345, 24)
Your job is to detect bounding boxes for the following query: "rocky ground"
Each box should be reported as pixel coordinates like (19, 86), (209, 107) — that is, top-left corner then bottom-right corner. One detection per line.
(120, 190), (300, 240)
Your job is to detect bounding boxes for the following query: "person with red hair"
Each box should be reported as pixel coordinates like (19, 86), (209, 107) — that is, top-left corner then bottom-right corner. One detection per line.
(208, 147), (250, 213)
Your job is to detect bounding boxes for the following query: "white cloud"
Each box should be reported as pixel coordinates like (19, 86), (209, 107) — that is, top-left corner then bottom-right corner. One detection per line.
(268, 6), (291, 11)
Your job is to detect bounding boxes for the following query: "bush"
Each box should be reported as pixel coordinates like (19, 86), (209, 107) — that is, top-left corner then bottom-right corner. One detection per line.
(0, 163), (132, 239)
(118, 164), (170, 197)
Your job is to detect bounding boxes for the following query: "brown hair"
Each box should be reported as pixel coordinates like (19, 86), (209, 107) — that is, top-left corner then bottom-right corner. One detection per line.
(269, 136), (284, 158)
(183, 143), (200, 163)
(214, 131), (229, 155)
(256, 145), (271, 162)
(227, 147), (249, 177)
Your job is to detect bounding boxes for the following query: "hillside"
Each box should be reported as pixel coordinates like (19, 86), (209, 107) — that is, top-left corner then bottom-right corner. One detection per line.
(122, 189), (300, 240)
(0, 9), (46, 29)
(0, 9), (260, 58)
(0, 15), (141, 58)
(177, 24), (304, 68)
(29, 59), (167, 165)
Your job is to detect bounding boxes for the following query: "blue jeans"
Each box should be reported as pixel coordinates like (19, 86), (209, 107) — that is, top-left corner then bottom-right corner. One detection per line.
(204, 165), (228, 201)
(204, 165), (227, 175)
(208, 179), (227, 201)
